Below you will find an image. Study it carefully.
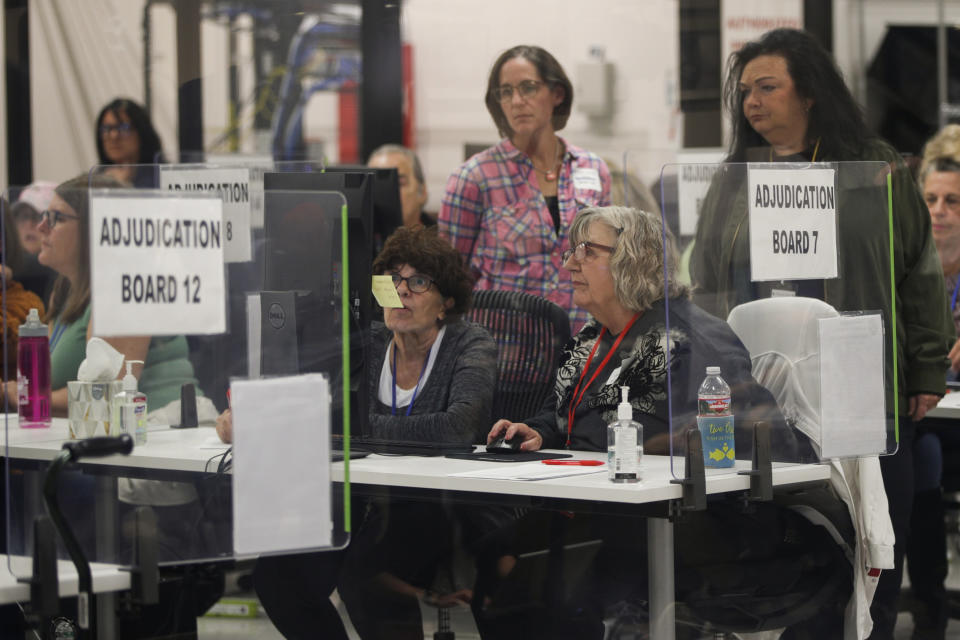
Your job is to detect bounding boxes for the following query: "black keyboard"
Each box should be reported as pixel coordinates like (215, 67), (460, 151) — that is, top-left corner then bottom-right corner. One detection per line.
(331, 450), (371, 462)
(331, 436), (474, 456)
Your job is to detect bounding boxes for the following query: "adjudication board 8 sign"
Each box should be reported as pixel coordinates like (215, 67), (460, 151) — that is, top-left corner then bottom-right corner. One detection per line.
(90, 193), (227, 336)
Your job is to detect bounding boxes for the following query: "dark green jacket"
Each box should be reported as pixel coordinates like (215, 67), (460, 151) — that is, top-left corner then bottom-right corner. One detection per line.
(690, 139), (954, 414)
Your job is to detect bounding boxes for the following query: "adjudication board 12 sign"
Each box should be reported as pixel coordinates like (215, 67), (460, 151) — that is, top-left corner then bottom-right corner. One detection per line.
(90, 192), (227, 337)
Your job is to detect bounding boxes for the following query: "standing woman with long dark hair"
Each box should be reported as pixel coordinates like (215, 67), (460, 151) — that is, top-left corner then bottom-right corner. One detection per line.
(690, 28), (954, 639)
(94, 97), (165, 186)
(439, 45), (611, 333)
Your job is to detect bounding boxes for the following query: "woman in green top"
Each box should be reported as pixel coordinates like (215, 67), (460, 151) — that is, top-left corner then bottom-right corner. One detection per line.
(5, 174), (197, 412)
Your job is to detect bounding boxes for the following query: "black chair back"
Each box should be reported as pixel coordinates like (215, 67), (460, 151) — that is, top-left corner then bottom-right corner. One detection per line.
(467, 290), (571, 423)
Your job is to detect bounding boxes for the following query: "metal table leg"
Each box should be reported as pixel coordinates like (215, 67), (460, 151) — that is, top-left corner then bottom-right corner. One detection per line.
(648, 516), (675, 640)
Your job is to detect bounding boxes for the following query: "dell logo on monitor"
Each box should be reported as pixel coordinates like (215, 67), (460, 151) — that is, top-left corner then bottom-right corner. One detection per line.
(268, 303), (286, 329)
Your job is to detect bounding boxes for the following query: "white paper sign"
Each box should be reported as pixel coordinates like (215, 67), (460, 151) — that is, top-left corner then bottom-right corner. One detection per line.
(818, 314), (887, 458)
(748, 167), (838, 281)
(232, 375), (332, 555)
(90, 194), (226, 336)
(159, 167), (253, 262)
(676, 155), (723, 236)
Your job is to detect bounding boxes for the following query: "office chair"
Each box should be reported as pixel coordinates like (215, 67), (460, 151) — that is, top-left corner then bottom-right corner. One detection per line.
(412, 291), (571, 638)
(726, 296), (892, 637)
(466, 289), (572, 423)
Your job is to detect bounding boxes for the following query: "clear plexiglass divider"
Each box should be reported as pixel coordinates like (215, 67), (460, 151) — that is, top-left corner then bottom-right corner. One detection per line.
(654, 159), (897, 481)
(4, 174), (352, 583)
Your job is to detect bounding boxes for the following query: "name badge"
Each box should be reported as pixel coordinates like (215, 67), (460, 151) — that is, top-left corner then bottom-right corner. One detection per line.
(572, 168), (601, 191)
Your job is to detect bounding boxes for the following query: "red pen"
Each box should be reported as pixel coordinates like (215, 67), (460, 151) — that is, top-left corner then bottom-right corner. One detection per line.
(541, 459), (604, 466)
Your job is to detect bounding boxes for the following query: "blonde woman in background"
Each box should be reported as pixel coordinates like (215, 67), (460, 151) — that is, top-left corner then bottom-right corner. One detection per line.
(900, 124), (960, 639)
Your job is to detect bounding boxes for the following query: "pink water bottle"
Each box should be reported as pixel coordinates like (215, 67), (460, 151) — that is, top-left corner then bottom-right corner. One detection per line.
(17, 308), (51, 428)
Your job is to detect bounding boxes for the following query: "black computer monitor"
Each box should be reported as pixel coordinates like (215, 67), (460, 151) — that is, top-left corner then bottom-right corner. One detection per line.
(321, 165), (403, 253)
(262, 170), (374, 437)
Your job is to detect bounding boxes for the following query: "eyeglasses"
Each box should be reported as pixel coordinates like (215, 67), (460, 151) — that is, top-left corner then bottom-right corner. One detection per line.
(99, 123), (134, 137)
(493, 80), (543, 102)
(562, 241), (617, 264)
(391, 273), (435, 294)
(39, 209), (80, 229)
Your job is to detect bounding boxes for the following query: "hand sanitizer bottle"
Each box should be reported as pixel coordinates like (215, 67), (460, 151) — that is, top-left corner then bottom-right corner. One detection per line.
(112, 360), (147, 445)
(607, 386), (642, 483)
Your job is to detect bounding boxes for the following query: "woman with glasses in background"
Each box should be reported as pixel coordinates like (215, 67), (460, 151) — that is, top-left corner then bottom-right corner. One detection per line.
(439, 45), (611, 333)
(95, 97), (165, 187)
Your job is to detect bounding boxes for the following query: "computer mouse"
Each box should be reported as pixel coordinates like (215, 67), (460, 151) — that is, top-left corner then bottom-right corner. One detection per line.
(486, 434), (524, 453)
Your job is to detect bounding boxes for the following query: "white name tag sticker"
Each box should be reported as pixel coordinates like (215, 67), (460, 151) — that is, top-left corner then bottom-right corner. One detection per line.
(159, 167), (252, 262)
(572, 168), (601, 191)
(748, 167), (838, 282)
(90, 194), (227, 336)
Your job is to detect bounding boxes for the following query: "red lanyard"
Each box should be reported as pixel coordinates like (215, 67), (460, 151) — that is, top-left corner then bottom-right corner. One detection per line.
(565, 313), (640, 446)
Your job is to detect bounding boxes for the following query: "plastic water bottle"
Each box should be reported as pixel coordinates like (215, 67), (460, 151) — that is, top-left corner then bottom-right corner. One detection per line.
(17, 308), (51, 428)
(697, 366), (734, 468)
(607, 386), (642, 483)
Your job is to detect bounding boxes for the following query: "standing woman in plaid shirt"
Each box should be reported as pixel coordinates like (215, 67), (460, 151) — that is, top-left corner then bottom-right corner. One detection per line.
(439, 45), (611, 332)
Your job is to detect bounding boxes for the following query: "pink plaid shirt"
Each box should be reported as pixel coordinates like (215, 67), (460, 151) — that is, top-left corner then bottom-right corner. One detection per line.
(439, 138), (611, 333)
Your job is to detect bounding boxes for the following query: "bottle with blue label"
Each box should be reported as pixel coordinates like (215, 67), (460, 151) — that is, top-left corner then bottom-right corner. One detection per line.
(607, 386), (642, 483)
(112, 360), (147, 445)
(697, 366), (735, 468)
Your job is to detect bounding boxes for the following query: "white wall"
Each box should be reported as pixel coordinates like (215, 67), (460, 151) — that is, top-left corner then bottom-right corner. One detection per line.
(23, 0), (960, 194)
(401, 0), (680, 211)
(29, 0), (236, 184)
(833, 0), (960, 107)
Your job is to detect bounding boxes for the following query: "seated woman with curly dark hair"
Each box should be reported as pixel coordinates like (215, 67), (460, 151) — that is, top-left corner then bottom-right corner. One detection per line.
(253, 225), (498, 640)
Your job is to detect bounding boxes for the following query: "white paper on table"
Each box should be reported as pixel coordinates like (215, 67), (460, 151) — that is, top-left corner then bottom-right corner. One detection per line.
(937, 392), (960, 409)
(200, 436), (231, 449)
(818, 314), (887, 458)
(449, 462), (607, 481)
(231, 375), (332, 555)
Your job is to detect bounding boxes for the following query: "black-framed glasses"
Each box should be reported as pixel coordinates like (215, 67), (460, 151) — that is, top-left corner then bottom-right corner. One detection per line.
(40, 209), (80, 229)
(99, 123), (134, 137)
(562, 241), (616, 264)
(391, 273), (435, 294)
(493, 80), (543, 102)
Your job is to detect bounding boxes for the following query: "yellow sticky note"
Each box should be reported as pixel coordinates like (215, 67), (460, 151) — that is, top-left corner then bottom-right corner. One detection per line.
(371, 275), (403, 308)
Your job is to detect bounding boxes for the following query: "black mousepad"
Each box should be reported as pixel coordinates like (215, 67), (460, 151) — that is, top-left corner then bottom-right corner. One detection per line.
(445, 451), (573, 463)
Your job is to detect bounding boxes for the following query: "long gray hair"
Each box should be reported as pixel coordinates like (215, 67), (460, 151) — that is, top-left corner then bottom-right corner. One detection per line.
(568, 206), (689, 312)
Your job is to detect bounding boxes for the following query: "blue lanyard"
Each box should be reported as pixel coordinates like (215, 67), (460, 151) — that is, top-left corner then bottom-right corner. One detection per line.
(49, 319), (67, 352)
(391, 343), (430, 416)
(952, 276), (960, 313)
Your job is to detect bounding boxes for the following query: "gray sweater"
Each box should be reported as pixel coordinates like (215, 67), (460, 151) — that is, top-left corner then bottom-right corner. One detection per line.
(367, 320), (497, 443)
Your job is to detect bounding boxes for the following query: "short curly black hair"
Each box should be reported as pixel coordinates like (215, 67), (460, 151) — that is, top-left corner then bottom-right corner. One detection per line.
(372, 226), (474, 323)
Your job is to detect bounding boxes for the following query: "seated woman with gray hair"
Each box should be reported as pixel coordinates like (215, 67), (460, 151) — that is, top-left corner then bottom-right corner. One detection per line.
(481, 207), (834, 639)
(487, 205), (801, 457)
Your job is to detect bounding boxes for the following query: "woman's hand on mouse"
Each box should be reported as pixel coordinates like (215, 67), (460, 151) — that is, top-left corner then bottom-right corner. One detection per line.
(215, 409), (233, 444)
(487, 419), (542, 451)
